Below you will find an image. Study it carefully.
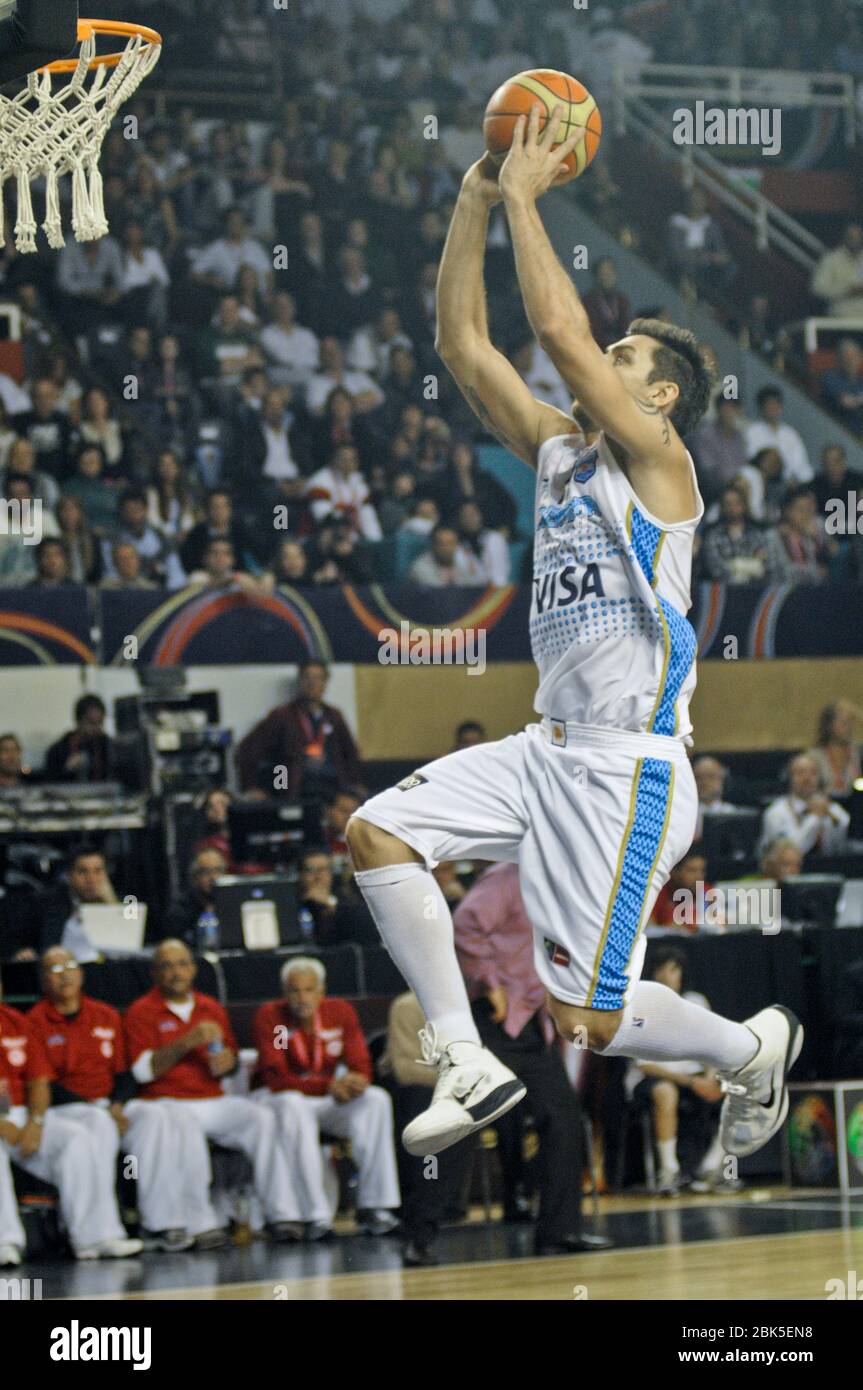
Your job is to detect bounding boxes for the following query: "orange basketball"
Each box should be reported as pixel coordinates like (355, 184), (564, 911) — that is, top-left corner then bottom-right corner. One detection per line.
(483, 69), (602, 185)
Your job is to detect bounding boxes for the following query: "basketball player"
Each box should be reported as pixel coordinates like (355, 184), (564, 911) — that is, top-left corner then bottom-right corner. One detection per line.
(348, 105), (802, 1160)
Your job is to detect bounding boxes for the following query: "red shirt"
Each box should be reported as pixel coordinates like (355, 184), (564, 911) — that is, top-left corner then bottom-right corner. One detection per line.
(252, 997), (372, 1096)
(0, 1003), (51, 1108)
(124, 989), (238, 1100)
(27, 995), (126, 1103)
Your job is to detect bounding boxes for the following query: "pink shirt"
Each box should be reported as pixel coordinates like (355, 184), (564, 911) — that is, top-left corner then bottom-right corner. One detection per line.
(453, 863), (550, 1040)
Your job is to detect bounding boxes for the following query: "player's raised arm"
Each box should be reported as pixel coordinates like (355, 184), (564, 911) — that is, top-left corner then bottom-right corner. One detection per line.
(499, 106), (695, 474)
(435, 156), (576, 470)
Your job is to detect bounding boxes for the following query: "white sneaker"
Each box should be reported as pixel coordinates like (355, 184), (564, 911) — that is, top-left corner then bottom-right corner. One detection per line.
(0, 1243), (22, 1267)
(75, 1236), (144, 1261)
(401, 1025), (526, 1157)
(718, 1005), (803, 1158)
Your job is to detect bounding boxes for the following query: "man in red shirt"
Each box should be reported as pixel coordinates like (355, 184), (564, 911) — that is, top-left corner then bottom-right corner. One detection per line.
(0, 972), (142, 1266)
(252, 956), (400, 1236)
(28, 947), (214, 1252)
(124, 939), (303, 1244)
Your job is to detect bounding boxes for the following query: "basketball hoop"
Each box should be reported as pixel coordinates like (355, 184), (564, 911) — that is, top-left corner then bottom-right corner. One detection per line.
(0, 18), (162, 253)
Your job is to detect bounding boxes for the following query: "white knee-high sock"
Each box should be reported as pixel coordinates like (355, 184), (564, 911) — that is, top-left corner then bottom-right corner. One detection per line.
(599, 981), (757, 1072)
(354, 862), (480, 1046)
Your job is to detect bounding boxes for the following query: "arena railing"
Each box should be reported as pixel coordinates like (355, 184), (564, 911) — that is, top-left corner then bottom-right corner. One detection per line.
(611, 64), (856, 275)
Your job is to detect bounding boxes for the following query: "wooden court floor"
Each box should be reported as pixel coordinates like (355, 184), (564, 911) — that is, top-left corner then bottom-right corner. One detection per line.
(82, 1228), (860, 1301)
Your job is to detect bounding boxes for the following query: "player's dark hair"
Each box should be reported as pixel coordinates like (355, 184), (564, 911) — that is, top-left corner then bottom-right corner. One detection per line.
(628, 317), (715, 436)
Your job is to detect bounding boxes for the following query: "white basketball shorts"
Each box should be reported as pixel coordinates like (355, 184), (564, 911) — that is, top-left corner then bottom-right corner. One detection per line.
(353, 718), (698, 1011)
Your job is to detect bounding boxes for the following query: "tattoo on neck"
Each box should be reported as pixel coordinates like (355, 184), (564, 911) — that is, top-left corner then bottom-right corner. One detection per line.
(635, 397), (671, 446)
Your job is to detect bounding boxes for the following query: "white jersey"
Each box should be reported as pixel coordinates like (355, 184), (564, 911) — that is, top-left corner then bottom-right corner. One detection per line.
(530, 431), (704, 743)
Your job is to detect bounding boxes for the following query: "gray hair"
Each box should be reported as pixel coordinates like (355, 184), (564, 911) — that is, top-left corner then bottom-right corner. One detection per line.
(280, 956), (326, 988)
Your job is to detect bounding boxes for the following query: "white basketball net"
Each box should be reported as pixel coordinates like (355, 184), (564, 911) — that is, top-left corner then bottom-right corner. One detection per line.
(0, 27), (161, 253)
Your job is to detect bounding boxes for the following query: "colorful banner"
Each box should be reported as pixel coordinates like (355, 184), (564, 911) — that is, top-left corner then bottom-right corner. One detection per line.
(0, 581), (860, 666)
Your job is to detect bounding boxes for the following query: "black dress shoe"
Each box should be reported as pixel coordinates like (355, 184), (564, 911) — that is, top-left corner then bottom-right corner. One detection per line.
(402, 1240), (438, 1267)
(535, 1232), (614, 1256)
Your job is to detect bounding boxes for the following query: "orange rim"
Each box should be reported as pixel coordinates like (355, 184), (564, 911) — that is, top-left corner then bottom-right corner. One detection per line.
(39, 18), (162, 74)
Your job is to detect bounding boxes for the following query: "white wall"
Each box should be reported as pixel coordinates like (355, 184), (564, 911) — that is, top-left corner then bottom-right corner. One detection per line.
(1, 664), (359, 779)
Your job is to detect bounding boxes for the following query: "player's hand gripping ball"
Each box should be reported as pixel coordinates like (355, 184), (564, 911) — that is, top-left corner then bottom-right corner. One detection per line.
(483, 69), (602, 189)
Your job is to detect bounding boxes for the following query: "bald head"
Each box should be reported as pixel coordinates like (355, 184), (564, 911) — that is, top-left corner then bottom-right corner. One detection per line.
(41, 946), (83, 1011)
(693, 756), (727, 805)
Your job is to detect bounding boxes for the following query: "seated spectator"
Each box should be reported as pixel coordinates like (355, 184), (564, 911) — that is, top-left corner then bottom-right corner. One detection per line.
(762, 488), (829, 586)
(426, 440), (517, 535)
(191, 205), (273, 296)
(0, 973), (142, 1264)
(111, 324), (157, 404)
(626, 947), (729, 1196)
(322, 786), (364, 858)
(103, 487), (186, 588)
(119, 218), (170, 331)
(454, 720), (486, 750)
(759, 753), (850, 858)
(305, 444), (382, 541)
(12, 378), (72, 480)
(99, 540), (157, 590)
(401, 497), (441, 536)
(2, 436), (60, 511)
(821, 337), (863, 433)
(456, 499), (509, 585)
(195, 295), (260, 394)
(699, 484), (774, 585)
(324, 246), (380, 337)
(258, 291), (319, 389)
(744, 387), (812, 484)
(582, 255), (631, 350)
(151, 332), (202, 453)
(56, 495), (103, 584)
(689, 394), (748, 507)
(377, 469), (418, 534)
(30, 536), (70, 587)
(759, 837), (803, 883)
(8, 844), (118, 962)
(28, 947), (209, 1253)
(44, 696), (115, 786)
(55, 234), (124, 338)
(163, 848), (228, 950)
(649, 845), (711, 931)
(308, 386), (374, 473)
(306, 514), (375, 585)
(75, 387), (125, 477)
(284, 210), (329, 328)
(243, 386), (304, 504)
(295, 845), (377, 947)
(187, 537), (259, 592)
(409, 523), (485, 587)
(145, 450), (198, 542)
(347, 305), (412, 378)
(63, 445), (119, 536)
(248, 132), (313, 245)
(236, 659), (360, 801)
(735, 446), (785, 525)
(692, 756), (738, 837)
(733, 292), (790, 365)
(667, 188), (735, 299)
(810, 221), (863, 318)
(813, 443), (863, 522)
(180, 488), (256, 576)
(377, 345), (428, 431)
(124, 941), (304, 1246)
(0, 474), (59, 585)
(305, 336), (384, 417)
(260, 538), (308, 590)
(809, 699), (863, 797)
(251, 956), (400, 1237)
(0, 732), (35, 788)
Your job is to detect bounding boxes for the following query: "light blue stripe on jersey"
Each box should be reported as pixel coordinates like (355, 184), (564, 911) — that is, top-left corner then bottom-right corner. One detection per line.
(629, 505), (697, 737)
(590, 756), (674, 1010)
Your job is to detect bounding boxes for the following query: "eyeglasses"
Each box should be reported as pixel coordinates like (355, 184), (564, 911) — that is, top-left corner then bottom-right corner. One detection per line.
(46, 962), (80, 974)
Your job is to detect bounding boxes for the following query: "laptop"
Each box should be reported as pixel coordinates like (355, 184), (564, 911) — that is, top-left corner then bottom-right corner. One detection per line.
(836, 879), (863, 929)
(79, 903), (148, 955)
(211, 875), (299, 950)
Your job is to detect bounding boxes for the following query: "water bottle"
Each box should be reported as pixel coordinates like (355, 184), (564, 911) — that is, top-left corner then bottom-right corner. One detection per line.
(298, 907), (315, 942)
(197, 909), (220, 951)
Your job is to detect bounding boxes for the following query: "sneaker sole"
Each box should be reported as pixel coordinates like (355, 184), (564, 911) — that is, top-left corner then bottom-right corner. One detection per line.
(403, 1079), (527, 1156)
(726, 1005), (804, 1158)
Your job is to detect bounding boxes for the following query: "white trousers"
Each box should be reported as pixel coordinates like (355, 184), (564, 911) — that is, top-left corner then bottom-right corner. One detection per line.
(156, 1096), (301, 1228)
(256, 1085), (400, 1217)
(0, 1106), (122, 1253)
(53, 1100), (213, 1235)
